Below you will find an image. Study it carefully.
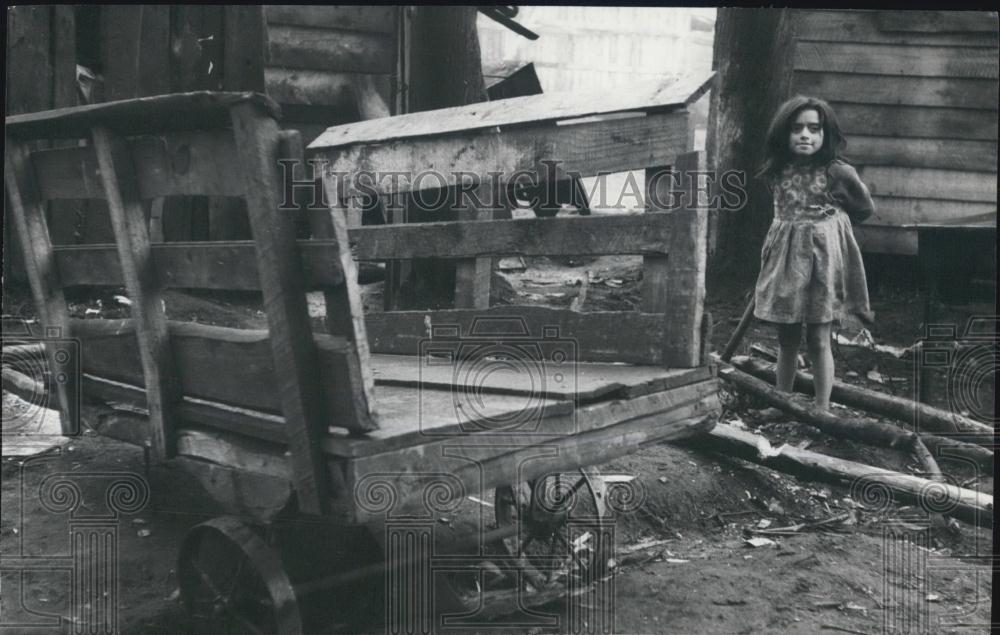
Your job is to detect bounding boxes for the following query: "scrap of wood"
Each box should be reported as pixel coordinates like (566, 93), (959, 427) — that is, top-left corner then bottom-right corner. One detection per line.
(731, 356), (994, 443)
(687, 423), (993, 528)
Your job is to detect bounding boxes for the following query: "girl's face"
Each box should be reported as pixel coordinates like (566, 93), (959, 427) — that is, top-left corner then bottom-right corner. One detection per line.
(788, 108), (824, 157)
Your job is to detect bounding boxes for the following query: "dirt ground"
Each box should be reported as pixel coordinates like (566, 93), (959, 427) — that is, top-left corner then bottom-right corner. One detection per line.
(1, 246), (994, 634)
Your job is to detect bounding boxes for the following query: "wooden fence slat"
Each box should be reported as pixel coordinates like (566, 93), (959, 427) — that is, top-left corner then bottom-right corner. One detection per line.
(454, 179), (498, 309)
(875, 10), (999, 33)
(229, 103), (332, 514)
(661, 151), (708, 368)
(91, 126), (182, 460)
(3, 140), (79, 434)
(282, 130), (377, 433)
(861, 166), (998, 202)
(869, 197), (997, 227)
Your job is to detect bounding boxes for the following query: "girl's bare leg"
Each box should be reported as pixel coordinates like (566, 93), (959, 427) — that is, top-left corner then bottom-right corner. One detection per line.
(775, 323), (803, 392)
(806, 322), (834, 410)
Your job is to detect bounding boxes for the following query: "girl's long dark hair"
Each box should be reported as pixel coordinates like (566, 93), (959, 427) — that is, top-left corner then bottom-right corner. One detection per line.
(756, 95), (846, 179)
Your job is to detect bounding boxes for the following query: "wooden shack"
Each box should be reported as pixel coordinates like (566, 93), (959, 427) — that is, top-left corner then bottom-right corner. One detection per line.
(710, 9), (998, 260)
(4, 5), (404, 256)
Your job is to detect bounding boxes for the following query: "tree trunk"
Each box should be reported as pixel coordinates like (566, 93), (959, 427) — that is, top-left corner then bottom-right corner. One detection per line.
(394, 6), (489, 309)
(706, 8), (796, 285)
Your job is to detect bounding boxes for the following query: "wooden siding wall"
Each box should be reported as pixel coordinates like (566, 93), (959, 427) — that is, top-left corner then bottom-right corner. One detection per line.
(263, 6), (399, 145)
(790, 10), (999, 255)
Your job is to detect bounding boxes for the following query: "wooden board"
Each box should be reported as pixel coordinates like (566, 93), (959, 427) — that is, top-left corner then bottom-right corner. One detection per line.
(230, 103), (337, 513)
(794, 72), (998, 110)
(875, 10), (999, 33)
(31, 130), (243, 200)
(341, 391), (719, 522)
(264, 5), (396, 34)
(5, 91), (281, 140)
(348, 213), (676, 259)
(795, 41), (998, 79)
(793, 10), (1000, 47)
(369, 354), (712, 403)
(268, 25), (394, 74)
(264, 69), (356, 108)
(317, 111), (689, 197)
(92, 126), (182, 460)
(652, 151), (708, 369)
(860, 166), (997, 202)
(309, 73), (714, 149)
(869, 197), (997, 227)
(832, 103), (998, 141)
(846, 136), (997, 172)
(3, 141), (79, 434)
(71, 318), (351, 417)
(365, 306), (670, 365)
(327, 376), (719, 459)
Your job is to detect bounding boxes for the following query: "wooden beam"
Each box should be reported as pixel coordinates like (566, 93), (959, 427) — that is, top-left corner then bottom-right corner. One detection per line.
(868, 197), (995, 227)
(230, 102), (332, 514)
(348, 214), (675, 259)
(267, 25), (395, 74)
(661, 151), (709, 368)
(365, 306), (671, 364)
(263, 6), (397, 34)
(52, 241), (345, 290)
(795, 41), (999, 79)
(223, 6), (267, 92)
(860, 166), (997, 202)
(831, 103), (998, 141)
(283, 130), (377, 433)
(641, 164), (672, 314)
(91, 126), (182, 460)
(875, 10), (998, 33)
(793, 10), (1000, 47)
(847, 136), (997, 172)
(454, 178), (499, 309)
(3, 140), (78, 435)
(316, 112), (689, 198)
(309, 72), (713, 149)
(794, 72), (998, 110)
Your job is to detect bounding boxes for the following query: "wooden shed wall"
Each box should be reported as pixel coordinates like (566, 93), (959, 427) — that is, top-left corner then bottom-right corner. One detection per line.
(790, 10), (999, 255)
(262, 6), (400, 145)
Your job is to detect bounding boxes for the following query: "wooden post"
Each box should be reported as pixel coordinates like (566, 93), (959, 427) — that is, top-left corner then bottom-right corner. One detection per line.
(279, 130), (377, 433)
(229, 103), (332, 514)
(91, 126), (182, 460)
(454, 177), (497, 309)
(661, 151), (709, 367)
(4, 141), (79, 435)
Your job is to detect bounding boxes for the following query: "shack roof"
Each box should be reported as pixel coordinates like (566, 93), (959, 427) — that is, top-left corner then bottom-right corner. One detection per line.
(309, 72), (714, 151)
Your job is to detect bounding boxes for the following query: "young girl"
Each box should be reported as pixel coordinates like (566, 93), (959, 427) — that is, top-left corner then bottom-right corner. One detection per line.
(754, 96), (875, 412)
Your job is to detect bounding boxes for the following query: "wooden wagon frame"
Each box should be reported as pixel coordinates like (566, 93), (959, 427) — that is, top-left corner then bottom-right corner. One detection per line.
(5, 74), (720, 632)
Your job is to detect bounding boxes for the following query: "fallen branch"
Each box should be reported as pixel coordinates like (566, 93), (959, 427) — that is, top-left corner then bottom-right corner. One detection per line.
(733, 355), (993, 442)
(910, 437), (943, 482)
(2, 367), (45, 402)
(686, 423), (992, 528)
(717, 364), (918, 448)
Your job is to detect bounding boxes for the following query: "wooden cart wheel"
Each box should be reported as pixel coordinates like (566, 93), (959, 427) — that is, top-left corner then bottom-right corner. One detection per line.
(494, 467), (611, 589)
(178, 516), (303, 635)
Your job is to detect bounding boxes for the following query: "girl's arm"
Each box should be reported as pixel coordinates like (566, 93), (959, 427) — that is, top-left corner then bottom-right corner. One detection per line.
(828, 162), (874, 224)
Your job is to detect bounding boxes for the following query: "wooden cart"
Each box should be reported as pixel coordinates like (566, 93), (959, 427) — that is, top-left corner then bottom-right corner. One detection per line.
(4, 77), (719, 632)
